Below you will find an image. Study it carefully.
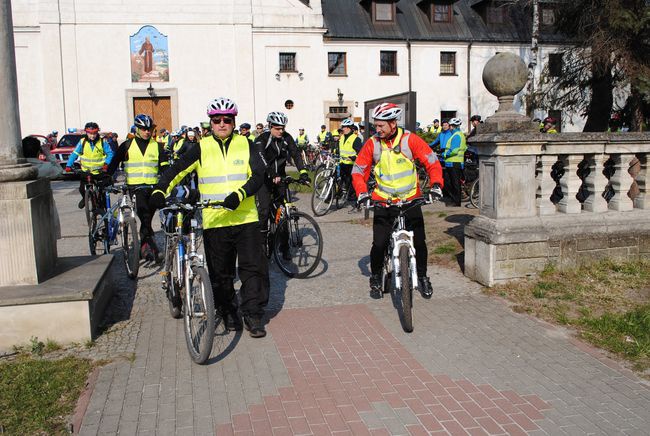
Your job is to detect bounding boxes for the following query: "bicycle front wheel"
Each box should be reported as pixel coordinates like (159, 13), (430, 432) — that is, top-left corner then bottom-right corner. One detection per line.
(84, 188), (94, 227)
(469, 179), (479, 209)
(273, 211), (323, 278)
(184, 266), (215, 364)
(88, 212), (102, 256)
(121, 217), (140, 279)
(311, 169), (335, 216)
(164, 236), (182, 319)
(399, 245), (413, 333)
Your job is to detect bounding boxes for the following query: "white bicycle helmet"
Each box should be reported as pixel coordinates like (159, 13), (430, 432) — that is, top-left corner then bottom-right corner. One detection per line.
(267, 111), (288, 126)
(371, 103), (403, 121)
(207, 97), (238, 116)
(341, 118), (354, 127)
(449, 117), (462, 126)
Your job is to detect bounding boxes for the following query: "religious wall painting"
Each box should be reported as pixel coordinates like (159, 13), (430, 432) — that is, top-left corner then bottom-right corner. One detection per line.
(130, 26), (169, 83)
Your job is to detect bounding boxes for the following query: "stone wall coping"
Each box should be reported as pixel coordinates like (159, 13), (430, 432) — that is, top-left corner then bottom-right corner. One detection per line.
(0, 255), (113, 307)
(465, 210), (650, 245)
(0, 177), (50, 200)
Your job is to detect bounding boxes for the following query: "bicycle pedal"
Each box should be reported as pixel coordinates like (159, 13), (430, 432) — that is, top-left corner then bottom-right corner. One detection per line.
(159, 271), (169, 276)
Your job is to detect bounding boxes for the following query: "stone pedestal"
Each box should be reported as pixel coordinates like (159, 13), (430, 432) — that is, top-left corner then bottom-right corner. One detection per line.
(0, 179), (57, 286)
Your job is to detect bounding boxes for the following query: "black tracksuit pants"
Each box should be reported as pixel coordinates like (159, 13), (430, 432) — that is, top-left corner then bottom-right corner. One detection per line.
(339, 163), (356, 200)
(130, 186), (156, 248)
(370, 205), (428, 278)
(443, 164), (463, 207)
(203, 222), (269, 318)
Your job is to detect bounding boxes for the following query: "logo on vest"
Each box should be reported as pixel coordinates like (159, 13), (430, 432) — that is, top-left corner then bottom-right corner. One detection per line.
(232, 159), (244, 166)
(396, 158), (406, 164)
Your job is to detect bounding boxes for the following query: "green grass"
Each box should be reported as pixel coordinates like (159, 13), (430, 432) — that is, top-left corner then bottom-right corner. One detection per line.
(433, 242), (457, 255)
(486, 259), (650, 371)
(0, 356), (94, 434)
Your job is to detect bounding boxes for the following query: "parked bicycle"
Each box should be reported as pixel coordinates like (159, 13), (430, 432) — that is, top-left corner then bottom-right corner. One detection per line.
(310, 154), (353, 216)
(361, 195), (434, 333)
(80, 171), (140, 279)
(160, 197), (216, 364)
(266, 176), (323, 278)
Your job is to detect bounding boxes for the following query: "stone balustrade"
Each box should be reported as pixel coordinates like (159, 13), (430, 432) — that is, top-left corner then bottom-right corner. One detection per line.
(464, 131), (650, 286)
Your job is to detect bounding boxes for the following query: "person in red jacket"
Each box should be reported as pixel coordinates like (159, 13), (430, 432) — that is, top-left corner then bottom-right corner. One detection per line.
(352, 103), (444, 299)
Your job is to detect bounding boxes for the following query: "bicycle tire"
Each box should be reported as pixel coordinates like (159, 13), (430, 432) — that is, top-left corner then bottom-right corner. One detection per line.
(102, 217), (111, 254)
(469, 179), (479, 209)
(164, 236), (182, 319)
(121, 217), (140, 279)
(382, 253), (392, 295)
(311, 169), (335, 216)
(184, 266), (215, 364)
(84, 188), (93, 227)
(399, 245), (413, 333)
(273, 211), (323, 278)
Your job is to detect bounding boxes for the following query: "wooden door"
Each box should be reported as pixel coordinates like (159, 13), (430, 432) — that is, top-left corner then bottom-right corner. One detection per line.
(329, 119), (341, 133)
(133, 97), (172, 133)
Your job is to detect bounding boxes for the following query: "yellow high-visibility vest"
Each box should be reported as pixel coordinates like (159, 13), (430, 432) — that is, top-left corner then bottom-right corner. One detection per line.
(372, 129), (418, 200)
(339, 133), (358, 165)
(79, 139), (106, 174)
(196, 135), (258, 228)
(124, 138), (160, 185)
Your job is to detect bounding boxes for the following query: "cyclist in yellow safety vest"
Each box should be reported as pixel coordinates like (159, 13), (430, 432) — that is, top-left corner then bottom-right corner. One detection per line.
(296, 128), (309, 149)
(156, 128), (170, 148)
(337, 118), (363, 207)
(107, 114), (169, 263)
(317, 124), (332, 149)
(429, 119), (442, 136)
(542, 116), (558, 134)
(148, 97), (269, 338)
(441, 118), (467, 207)
(65, 121), (114, 209)
(352, 103), (444, 299)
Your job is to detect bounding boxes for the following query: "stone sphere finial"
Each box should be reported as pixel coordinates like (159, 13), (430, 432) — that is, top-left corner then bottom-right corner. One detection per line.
(482, 52), (528, 98)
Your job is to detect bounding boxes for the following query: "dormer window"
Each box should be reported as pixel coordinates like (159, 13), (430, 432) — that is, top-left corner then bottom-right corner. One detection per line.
(431, 3), (452, 23)
(373, 1), (395, 23)
(486, 4), (505, 24)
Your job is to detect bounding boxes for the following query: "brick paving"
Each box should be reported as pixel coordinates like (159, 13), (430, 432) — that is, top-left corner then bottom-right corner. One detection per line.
(48, 183), (650, 435)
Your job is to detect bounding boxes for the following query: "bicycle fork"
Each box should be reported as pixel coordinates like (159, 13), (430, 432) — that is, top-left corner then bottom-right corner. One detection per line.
(390, 229), (419, 293)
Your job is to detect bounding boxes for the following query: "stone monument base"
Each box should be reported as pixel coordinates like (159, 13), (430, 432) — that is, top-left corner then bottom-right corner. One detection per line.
(465, 211), (650, 286)
(0, 178), (57, 286)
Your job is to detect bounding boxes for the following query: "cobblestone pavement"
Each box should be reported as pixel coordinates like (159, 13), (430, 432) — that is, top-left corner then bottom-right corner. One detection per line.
(50, 182), (650, 435)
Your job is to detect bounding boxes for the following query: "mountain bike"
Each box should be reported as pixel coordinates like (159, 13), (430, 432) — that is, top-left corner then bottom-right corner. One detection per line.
(468, 179), (479, 208)
(310, 155), (352, 216)
(362, 196), (433, 333)
(266, 176), (323, 278)
(84, 178), (140, 279)
(160, 198), (215, 364)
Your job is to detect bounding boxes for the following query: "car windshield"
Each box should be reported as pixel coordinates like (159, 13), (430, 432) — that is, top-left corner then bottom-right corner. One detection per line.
(57, 134), (81, 148)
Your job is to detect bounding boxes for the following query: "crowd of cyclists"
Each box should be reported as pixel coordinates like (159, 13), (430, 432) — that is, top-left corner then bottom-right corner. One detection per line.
(55, 97), (579, 338)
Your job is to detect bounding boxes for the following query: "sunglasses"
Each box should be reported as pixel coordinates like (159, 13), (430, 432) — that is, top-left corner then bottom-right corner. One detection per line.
(211, 117), (234, 125)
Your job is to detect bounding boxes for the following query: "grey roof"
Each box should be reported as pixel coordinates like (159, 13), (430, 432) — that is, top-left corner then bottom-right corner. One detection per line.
(323, 0), (565, 44)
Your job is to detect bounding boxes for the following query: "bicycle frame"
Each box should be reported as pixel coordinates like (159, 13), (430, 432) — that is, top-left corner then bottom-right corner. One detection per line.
(91, 186), (134, 245)
(390, 215), (419, 293)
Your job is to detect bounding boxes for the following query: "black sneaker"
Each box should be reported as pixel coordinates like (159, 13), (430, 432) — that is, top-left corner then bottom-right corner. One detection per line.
(243, 316), (266, 338)
(418, 276), (433, 298)
(369, 274), (382, 299)
(140, 243), (154, 262)
(225, 311), (243, 332)
(78, 199), (85, 209)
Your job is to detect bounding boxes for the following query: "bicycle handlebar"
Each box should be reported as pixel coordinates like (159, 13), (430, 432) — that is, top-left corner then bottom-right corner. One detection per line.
(282, 176), (311, 187)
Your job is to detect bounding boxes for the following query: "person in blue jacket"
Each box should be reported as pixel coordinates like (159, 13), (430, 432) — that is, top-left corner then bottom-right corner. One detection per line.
(429, 119), (452, 165)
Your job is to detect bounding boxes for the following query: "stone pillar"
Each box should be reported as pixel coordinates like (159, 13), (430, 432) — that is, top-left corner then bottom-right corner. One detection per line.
(0, 1), (35, 182)
(536, 154), (557, 215)
(0, 0), (57, 286)
(557, 154), (582, 214)
(608, 154), (634, 211)
(583, 153), (609, 212)
(634, 153), (649, 210)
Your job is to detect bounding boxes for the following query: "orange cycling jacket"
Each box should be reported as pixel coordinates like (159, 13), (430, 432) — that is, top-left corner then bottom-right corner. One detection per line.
(351, 129), (443, 202)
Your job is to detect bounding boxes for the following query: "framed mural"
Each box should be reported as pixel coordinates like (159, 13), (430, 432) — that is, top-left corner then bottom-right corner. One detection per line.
(130, 26), (169, 83)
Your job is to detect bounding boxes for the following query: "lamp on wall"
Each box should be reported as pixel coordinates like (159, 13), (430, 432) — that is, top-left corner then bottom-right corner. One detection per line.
(337, 88), (344, 106)
(147, 82), (156, 97)
(275, 73), (281, 81)
(298, 72), (304, 80)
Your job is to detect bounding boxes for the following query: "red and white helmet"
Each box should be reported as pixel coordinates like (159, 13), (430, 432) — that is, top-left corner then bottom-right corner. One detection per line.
(371, 103), (403, 121)
(207, 97), (238, 116)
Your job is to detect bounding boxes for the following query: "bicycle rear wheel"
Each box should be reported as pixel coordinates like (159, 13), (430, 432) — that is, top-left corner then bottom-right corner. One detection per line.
(273, 211), (323, 278)
(399, 245), (413, 333)
(311, 169), (334, 216)
(469, 179), (479, 209)
(184, 266), (215, 364)
(164, 236), (182, 319)
(121, 217), (140, 279)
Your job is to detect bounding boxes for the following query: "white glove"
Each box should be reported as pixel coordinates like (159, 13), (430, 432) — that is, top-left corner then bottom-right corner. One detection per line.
(430, 184), (443, 201)
(357, 192), (371, 207)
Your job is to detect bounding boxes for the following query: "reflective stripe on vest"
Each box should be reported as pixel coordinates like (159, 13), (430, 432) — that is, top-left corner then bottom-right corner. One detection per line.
(444, 131), (467, 164)
(197, 134), (258, 228)
(79, 139), (106, 173)
(339, 133), (358, 165)
(371, 129), (418, 200)
(173, 138), (185, 153)
(125, 138), (159, 185)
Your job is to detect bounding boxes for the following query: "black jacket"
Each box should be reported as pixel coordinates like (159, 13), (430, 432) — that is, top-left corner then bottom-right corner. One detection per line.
(254, 131), (305, 179)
